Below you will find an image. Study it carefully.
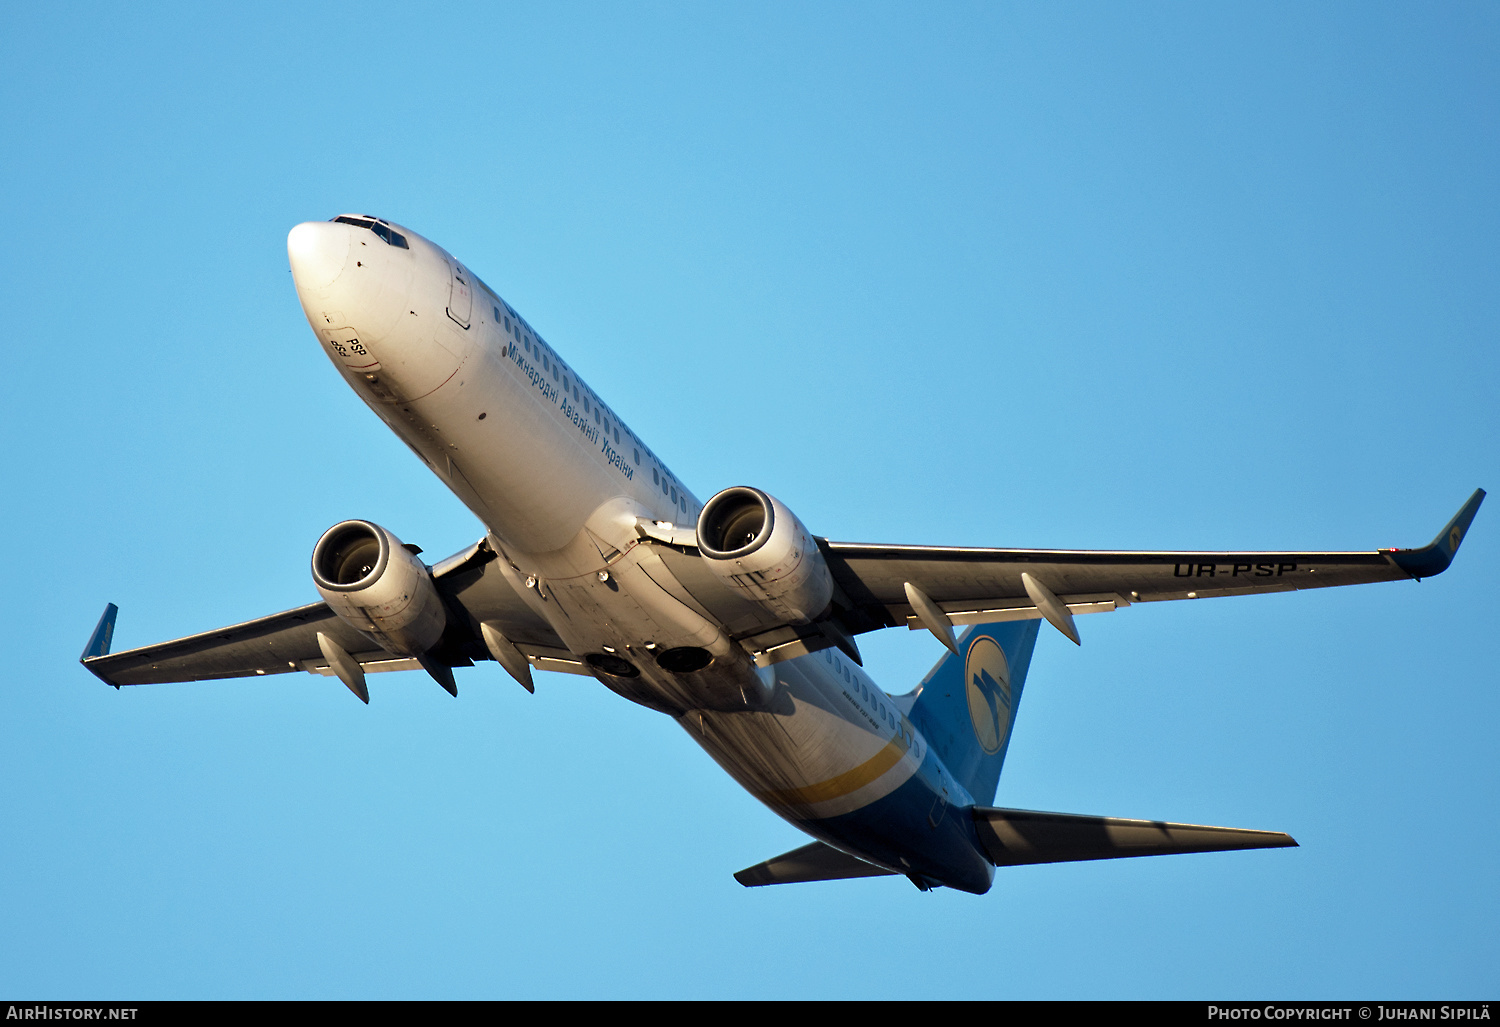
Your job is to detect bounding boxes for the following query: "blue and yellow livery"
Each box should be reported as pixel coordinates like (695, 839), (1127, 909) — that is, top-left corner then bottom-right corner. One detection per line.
(79, 216), (1483, 893)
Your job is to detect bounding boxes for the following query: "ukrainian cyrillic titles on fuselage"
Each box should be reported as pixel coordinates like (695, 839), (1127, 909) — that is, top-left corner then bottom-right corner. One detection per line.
(286, 216), (993, 892)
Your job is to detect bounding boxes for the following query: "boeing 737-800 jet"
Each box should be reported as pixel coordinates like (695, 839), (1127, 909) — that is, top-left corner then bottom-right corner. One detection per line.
(79, 215), (1484, 894)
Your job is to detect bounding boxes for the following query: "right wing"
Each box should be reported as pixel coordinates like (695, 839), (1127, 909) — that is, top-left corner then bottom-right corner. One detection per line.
(819, 488), (1485, 643)
(645, 489), (1484, 663)
(80, 538), (580, 687)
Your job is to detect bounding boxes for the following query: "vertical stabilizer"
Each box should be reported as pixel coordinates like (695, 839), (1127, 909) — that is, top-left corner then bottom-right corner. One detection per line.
(906, 620), (1040, 806)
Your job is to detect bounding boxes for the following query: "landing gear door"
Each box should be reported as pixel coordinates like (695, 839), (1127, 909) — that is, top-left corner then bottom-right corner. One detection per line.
(446, 261), (472, 329)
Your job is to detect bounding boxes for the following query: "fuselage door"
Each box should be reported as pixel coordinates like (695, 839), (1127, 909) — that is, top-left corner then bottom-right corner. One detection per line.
(447, 261), (472, 329)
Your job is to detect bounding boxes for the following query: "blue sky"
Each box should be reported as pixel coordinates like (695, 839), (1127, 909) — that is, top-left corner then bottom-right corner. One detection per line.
(2, 2), (1496, 999)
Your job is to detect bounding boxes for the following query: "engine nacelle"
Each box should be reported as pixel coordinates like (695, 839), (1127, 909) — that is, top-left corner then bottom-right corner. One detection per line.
(696, 487), (833, 625)
(311, 519), (447, 657)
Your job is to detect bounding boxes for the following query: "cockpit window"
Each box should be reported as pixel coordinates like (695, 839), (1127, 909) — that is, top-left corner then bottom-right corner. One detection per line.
(370, 222), (409, 248)
(332, 215), (409, 249)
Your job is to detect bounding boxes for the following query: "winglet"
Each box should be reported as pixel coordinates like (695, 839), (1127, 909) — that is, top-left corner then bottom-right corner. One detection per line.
(1388, 488), (1485, 580)
(80, 604), (121, 688)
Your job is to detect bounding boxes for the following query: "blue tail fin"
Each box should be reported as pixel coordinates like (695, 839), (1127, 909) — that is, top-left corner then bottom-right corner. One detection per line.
(906, 621), (1041, 806)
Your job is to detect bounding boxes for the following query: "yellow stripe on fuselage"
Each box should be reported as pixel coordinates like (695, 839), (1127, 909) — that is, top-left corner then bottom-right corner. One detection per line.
(756, 733), (910, 809)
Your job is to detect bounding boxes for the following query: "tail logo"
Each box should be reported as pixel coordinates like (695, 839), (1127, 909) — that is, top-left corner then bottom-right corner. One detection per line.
(965, 636), (1013, 755)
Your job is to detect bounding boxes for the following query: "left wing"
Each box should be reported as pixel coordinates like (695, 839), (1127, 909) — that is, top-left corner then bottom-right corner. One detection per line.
(81, 538), (581, 688)
(81, 598), (372, 686)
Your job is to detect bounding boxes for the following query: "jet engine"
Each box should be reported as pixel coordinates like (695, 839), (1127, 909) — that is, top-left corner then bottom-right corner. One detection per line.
(695, 487), (833, 624)
(311, 519), (448, 656)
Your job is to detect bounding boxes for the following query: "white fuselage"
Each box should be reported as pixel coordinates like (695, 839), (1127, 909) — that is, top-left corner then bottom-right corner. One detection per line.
(287, 216), (991, 891)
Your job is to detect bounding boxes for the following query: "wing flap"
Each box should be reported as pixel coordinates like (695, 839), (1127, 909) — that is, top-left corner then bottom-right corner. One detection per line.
(972, 806), (1296, 867)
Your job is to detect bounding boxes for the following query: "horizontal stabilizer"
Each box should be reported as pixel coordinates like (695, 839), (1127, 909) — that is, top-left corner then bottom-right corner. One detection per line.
(734, 841), (896, 887)
(972, 806), (1296, 867)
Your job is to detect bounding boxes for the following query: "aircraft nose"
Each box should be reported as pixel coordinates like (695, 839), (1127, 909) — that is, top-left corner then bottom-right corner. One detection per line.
(287, 221), (350, 294)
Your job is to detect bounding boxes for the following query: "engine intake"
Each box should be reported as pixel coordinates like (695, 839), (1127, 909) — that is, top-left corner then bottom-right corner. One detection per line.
(696, 487), (833, 625)
(312, 520), (447, 657)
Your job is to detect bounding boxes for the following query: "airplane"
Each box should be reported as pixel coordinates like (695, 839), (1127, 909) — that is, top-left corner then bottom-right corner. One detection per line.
(78, 214), (1485, 895)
